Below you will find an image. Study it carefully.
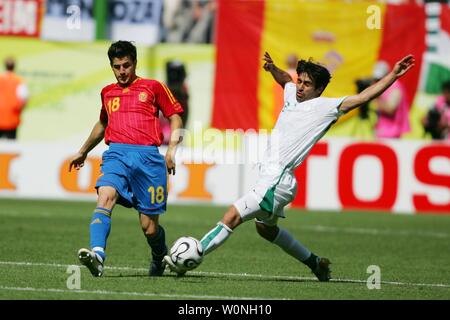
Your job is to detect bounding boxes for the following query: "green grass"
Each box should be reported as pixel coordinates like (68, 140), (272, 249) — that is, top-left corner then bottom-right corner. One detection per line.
(0, 198), (449, 300)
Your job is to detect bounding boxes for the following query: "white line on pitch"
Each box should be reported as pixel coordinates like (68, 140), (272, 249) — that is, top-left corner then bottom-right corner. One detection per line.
(298, 225), (449, 239)
(0, 285), (272, 300)
(0, 260), (449, 289)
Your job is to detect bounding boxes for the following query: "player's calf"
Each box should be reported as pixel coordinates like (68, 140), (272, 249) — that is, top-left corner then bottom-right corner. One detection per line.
(145, 225), (167, 277)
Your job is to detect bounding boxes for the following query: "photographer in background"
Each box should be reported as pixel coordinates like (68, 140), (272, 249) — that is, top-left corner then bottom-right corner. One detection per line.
(422, 80), (450, 140)
(166, 60), (189, 126)
(355, 77), (375, 120)
(160, 60), (189, 144)
(372, 60), (411, 139)
(349, 76), (377, 138)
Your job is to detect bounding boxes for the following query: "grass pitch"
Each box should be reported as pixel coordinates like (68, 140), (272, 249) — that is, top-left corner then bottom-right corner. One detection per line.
(0, 198), (449, 300)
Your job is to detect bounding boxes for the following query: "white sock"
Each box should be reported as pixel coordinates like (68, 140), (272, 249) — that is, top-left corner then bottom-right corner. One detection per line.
(92, 246), (105, 262)
(200, 222), (233, 255)
(272, 228), (311, 262)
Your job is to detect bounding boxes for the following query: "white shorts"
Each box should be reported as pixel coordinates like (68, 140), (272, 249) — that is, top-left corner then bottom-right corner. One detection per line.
(233, 167), (297, 226)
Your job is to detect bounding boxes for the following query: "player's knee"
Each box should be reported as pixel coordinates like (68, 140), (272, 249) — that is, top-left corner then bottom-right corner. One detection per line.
(140, 213), (160, 237)
(97, 195), (115, 209)
(143, 224), (158, 237)
(97, 187), (118, 208)
(255, 222), (279, 242)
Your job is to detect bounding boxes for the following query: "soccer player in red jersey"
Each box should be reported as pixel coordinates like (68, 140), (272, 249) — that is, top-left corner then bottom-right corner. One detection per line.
(69, 41), (184, 277)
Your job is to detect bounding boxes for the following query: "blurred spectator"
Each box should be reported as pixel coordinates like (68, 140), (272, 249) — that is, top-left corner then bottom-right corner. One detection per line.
(372, 60), (411, 139)
(162, 0), (216, 43)
(0, 57), (29, 140)
(273, 53), (298, 119)
(166, 60), (189, 126)
(422, 80), (450, 140)
(160, 60), (189, 144)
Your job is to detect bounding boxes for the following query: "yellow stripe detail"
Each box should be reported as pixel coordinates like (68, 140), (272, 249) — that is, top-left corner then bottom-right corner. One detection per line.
(161, 83), (176, 104)
(94, 209), (111, 217)
(90, 218), (102, 225)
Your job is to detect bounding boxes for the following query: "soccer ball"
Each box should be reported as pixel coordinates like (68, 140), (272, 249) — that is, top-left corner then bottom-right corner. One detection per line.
(168, 236), (203, 272)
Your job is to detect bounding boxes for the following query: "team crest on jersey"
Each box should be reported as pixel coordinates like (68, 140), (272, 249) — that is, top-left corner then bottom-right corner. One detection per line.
(139, 92), (148, 102)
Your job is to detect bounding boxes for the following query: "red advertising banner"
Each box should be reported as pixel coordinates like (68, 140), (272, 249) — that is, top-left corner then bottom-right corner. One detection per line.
(0, 139), (448, 214)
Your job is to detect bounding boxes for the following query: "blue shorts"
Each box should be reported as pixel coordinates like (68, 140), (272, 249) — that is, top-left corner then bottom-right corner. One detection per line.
(96, 143), (167, 215)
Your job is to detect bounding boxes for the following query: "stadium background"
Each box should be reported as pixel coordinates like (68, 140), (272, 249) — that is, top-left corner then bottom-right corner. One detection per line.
(0, 0), (448, 214)
(0, 0), (449, 301)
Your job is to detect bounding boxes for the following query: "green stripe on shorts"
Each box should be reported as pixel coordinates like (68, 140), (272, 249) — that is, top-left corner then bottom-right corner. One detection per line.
(259, 186), (275, 214)
(259, 166), (289, 214)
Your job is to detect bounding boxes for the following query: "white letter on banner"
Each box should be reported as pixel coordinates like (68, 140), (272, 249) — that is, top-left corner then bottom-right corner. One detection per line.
(366, 5), (381, 30)
(67, 4), (81, 30)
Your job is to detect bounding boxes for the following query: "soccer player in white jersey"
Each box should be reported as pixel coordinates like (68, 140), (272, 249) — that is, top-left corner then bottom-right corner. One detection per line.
(165, 51), (415, 281)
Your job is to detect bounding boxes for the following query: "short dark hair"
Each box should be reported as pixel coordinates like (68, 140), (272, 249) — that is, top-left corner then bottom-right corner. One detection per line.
(4, 57), (15, 71)
(442, 80), (450, 92)
(107, 41), (137, 64)
(296, 59), (331, 93)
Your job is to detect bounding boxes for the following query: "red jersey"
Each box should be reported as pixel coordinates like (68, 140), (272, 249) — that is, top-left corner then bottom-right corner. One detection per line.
(100, 78), (183, 146)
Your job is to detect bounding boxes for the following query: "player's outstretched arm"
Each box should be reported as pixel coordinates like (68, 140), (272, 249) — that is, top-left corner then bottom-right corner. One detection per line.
(69, 120), (106, 172)
(340, 54), (415, 113)
(263, 51), (293, 88)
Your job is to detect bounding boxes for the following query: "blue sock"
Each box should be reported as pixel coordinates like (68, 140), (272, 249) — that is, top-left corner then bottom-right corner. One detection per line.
(146, 225), (167, 262)
(89, 207), (112, 261)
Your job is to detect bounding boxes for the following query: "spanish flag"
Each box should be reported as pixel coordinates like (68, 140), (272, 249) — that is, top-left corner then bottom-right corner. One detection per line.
(211, 0), (428, 131)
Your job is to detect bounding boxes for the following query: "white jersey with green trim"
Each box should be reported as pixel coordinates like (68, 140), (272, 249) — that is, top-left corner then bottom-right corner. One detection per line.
(262, 82), (346, 174)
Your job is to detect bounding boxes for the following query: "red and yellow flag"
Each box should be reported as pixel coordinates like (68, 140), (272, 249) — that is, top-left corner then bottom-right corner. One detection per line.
(211, 0), (426, 130)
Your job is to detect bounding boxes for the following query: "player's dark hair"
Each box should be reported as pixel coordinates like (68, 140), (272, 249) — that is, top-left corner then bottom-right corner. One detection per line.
(296, 59), (331, 94)
(442, 80), (450, 92)
(108, 41), (137, 65)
